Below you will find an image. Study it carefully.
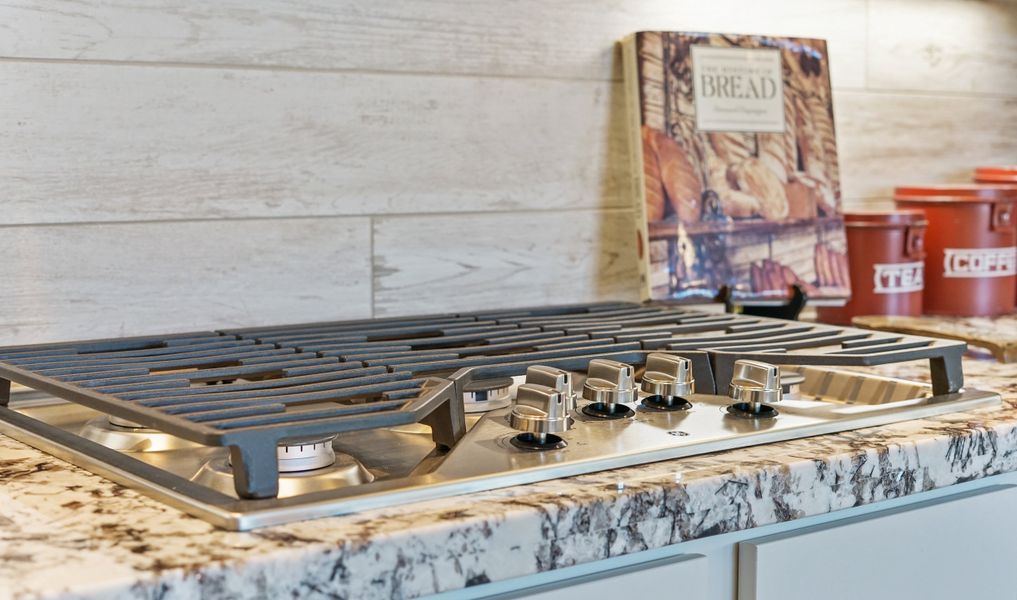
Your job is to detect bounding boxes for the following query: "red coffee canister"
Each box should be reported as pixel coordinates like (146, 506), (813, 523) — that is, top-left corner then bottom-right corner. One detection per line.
(894, 184), (1017, 316)
(817, 210), (927, 325)
(974, 166), (1017, 185)
(974, 166), (1017, 300)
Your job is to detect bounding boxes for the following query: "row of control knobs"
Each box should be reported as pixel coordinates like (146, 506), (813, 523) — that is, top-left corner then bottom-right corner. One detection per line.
(508, 354), (783, 447)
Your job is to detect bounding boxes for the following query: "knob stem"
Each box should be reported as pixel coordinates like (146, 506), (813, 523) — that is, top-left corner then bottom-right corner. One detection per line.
(727, 359), (782, 417)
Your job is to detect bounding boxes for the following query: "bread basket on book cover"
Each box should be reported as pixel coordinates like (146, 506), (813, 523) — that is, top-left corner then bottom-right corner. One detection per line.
(621, 31), (850, 306)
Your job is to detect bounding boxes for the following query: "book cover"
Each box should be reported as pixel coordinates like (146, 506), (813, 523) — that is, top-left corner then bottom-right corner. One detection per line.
(621, 31), (851, 304)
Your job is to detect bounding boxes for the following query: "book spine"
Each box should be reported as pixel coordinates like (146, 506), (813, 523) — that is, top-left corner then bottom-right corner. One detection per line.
(621, 34), (653, 303)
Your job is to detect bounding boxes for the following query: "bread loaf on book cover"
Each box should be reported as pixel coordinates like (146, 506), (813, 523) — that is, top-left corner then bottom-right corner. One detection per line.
(621, 31), (849, 305)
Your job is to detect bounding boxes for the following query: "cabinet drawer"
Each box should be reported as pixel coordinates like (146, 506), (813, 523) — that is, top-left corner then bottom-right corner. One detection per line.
(493, 553), (706, 599)
(739, 485), (1017, 600)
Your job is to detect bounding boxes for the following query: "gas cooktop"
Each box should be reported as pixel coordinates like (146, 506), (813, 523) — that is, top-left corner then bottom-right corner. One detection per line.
(0, 303), (999, 529)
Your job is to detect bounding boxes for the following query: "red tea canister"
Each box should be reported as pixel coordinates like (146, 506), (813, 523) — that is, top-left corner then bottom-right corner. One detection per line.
(894, 185), (1017, 316)
(974, 166), (1017, 185)
(816, 211), (927, 325)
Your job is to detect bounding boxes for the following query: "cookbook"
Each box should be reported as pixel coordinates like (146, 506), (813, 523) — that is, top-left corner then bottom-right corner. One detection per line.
(621, 31), (851, 304)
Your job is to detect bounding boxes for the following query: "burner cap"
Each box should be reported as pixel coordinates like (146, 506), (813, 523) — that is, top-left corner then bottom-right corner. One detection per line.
(510, 432), (567, 451)
(780, 371), (806, 398)
(194, 448), (373, 498)
(463, 377), (513, 413)
(463, 377), (514, 401)
(275, 436), (337, 473)
(79, 416), (199, 452)
(581, 402), (635, 420)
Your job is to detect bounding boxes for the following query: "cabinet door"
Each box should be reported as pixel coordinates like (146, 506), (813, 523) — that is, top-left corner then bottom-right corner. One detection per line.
(493, 553), (706, 599)
(739, 485), (1017, 600)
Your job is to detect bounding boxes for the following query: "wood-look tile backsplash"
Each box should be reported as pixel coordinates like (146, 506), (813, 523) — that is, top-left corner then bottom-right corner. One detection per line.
(2, 0), (1015, 343)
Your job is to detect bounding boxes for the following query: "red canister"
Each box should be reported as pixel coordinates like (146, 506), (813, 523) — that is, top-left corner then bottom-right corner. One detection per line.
(816, 211), (927, 325)
(974, 166), (1017, 185)
(894, 185), (1017, 316)
(974, 167), (1017, 300)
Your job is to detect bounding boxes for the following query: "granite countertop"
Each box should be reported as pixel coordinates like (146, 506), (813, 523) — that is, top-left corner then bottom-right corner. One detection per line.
(3, 356), (1017, 600)
(853, 314), (1017, 362)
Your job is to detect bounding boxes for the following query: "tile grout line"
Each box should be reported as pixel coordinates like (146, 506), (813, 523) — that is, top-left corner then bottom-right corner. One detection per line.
(1, 55), (1014, 101)
(0, 55), (607, 84)
(0, 207), (637, 230)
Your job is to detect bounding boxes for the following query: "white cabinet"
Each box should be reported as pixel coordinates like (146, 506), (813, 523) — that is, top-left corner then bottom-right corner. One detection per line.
(493, 554), (707, 599)
(738, 485), (1017, 600)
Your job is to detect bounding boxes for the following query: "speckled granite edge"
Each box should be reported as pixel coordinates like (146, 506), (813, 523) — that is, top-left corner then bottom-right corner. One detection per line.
(853, 314), (1017, 362)
(2, 359), (1016, 600)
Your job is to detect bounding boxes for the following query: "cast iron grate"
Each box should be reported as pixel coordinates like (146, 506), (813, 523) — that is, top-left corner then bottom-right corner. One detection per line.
(0, 302), (966, 498)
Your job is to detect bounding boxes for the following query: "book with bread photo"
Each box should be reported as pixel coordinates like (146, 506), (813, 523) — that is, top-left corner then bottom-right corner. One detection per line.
(621, 31), (851, 304)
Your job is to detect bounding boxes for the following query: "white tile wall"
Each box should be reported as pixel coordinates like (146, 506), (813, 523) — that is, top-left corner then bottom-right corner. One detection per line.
(1, 0), (1015, 343)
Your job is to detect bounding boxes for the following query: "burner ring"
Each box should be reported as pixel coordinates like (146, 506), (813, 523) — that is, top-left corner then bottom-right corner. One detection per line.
(726, 402), (779, 419)
(463, 377), (514, 414)
(107, 414), (148, 429)
(463, 377), (514, 402)
(581, 402), (635, 420)
(510, 432), (567, 451)
(640, 396), (693, 412)
(274, 436), (338, 473)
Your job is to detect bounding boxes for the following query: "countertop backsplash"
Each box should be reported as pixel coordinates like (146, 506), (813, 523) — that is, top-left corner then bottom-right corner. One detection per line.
(2, 0), (1015, 344)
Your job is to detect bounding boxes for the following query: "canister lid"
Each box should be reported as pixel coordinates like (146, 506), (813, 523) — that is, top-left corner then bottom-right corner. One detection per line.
(974, 166), (1017, 184)
(843, 209), (927, 228)
(894, 184), (1017, 204)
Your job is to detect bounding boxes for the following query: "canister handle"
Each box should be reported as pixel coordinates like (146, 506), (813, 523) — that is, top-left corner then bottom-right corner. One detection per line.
(904, 226), (926, 260)
(991, 202), (1015, 233)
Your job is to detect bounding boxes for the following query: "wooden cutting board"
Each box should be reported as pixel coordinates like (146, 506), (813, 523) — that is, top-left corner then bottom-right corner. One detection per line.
(852, 314), (1017, 363)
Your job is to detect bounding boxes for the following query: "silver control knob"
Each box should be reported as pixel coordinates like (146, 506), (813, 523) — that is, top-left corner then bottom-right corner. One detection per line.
(582, 359), (637, 405)
(525, 365), (575, 411)
(728, 360), (782, 416)
(509, 383), (573, 435)
(640, 353), (694, 397)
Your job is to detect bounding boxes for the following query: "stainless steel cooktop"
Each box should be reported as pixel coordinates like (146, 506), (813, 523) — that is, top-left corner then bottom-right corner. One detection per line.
(0, 303), (999, 530)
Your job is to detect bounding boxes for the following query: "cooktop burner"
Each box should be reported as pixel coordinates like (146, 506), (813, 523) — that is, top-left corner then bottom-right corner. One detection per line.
(0, 303), (999, 529)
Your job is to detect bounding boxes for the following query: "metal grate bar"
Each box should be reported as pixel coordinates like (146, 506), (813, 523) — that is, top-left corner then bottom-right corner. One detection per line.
(15, 341), (274, 371)
(159, 383), (425, 419)
(37, 347), (297, 377)
(828, 340), (934, 355)
(724, 322), (788, 334)
(469, 302), (634, 319)
(207, 398), (411, 430)
(392, 342), (644, 375)
(336, 333), (595, 362)
(1, 339), (260, 366)
(226, 315), (476, 337)
(490, 307), (666, 324)
(662, 324), (816, 345)
(666, 329), (861, 350)
(141, 372), (413, 408)
(247, 320), (508, 342)
(77, 357), (343, 388)
(185, 403), (287, 422)
(315, 330), (572, 358)
(532, 337), (616, 351)
(538, 313), (737, 330)
(840, 336), (905, 349)
(0, 331), (226, 359)
(117, 366), (391, 401)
